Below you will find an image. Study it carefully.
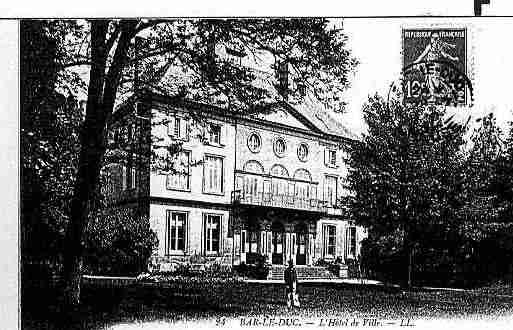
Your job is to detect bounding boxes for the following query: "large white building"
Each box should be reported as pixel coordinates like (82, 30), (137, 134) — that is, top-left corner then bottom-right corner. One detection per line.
(103, 91), (366, 276)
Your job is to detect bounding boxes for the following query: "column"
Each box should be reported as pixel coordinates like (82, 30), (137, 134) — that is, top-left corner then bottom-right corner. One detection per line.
(307, 233), (314, 265)
(233, 230), (241, 265)
(260, 231), (267, 257)
(267, 231), (272, 262)
(284, 232), (291, 265)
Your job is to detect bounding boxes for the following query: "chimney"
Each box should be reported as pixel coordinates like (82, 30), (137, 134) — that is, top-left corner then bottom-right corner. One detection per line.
(275, 60), (289, 100)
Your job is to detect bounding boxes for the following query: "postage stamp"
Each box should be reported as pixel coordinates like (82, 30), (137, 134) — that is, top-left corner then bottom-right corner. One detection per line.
(401, 28), (472, 107)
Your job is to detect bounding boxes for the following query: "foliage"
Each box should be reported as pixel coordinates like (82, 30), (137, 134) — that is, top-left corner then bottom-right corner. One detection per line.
(494, 120), (513, 223)
(349, 96), (513, 286)
(35, 18), (358, 305)
(359, 233), (405, 283)
(347, 95), (468, 286)
(348, 96), (467, 238)
(21, 20), (83, 261)
(83, 208), (158, 276)
(234, 254), (270, 280)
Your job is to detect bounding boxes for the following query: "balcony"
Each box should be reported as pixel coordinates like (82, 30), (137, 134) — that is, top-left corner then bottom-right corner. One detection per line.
(231, 190), (328, 213)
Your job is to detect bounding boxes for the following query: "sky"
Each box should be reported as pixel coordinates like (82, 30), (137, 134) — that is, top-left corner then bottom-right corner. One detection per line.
(2, 0), (511, 17)
(339, 17), (513, 136)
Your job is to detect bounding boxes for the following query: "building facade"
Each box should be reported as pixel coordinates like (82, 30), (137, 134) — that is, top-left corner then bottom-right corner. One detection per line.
(103, 91), (366, 270)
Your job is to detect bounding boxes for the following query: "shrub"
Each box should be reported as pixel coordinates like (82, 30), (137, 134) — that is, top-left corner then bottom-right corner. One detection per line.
(360, 234), (405, 284)
(234, 254), (270, 279)
(83, 208), (158, 276)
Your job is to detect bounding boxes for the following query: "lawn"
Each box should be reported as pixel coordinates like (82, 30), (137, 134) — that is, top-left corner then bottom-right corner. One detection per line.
(22, 281), (513, 330)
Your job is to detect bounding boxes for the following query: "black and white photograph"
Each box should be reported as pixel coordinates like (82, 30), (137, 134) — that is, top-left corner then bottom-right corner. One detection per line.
(8, 1), (513, 329)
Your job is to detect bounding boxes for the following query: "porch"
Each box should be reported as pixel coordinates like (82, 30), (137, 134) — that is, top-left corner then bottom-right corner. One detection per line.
(231, 207), (321, 267)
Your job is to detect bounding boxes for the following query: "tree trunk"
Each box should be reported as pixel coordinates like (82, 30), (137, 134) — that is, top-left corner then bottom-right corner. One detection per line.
(401, 225), (414, 289)
(62, 125), (107, 307)
(60, 20), (137, 308)
(407, 244), (414, 288)
(61, 20), (110, 308)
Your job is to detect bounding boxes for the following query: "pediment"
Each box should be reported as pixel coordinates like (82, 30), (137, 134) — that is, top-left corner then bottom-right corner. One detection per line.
(255, 106), (311, 131)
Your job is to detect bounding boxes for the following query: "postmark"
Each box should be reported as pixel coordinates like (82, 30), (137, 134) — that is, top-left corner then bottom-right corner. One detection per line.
(388, 27), (473, 108)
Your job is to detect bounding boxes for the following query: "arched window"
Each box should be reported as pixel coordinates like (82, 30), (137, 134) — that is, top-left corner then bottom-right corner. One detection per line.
(270, 164), (289, 178)
(270, 165), (289, 197)
(293, 169), (312, 182)
(294, 169), (315, 203)
(243, 160), (264, 174)
(242, 161), (264, 198)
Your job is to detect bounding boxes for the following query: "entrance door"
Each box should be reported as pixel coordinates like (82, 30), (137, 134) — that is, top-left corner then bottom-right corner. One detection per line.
(296, 232), (307, 265)
(290, 233), (297, 264)
(271, 222), (284, 265)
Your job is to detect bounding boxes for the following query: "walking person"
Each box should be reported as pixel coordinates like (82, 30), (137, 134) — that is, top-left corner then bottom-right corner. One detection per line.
(284, 259), (300, 308)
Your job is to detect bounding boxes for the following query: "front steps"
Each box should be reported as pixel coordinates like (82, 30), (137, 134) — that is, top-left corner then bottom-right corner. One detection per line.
(269, 265), (337, 281)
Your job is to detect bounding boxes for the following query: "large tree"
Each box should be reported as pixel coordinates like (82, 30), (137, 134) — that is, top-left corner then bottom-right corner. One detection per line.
(21, 21), (83, 264)
(347, 96), (467, 287)
(35, 19), (357, 307)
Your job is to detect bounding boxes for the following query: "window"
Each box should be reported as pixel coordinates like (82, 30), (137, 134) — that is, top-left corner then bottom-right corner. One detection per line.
(174, 117), (181, 137)
(323, 224), (336, 258)
(166, 151), (191, 191)
(204, 214), (221, 254)
(166, 211), (187, 254)
(274, 138), (287, 157)
(270, 164), (289, 196)
(243, 160), (264, 174)
(249, 230), (258, 253)
(203, 155), (224, 194)
(241, 230), (247, 253)
(240, 229), (259, 254)
(121, 165), (127, 190)
(167, 116), (188, 140)
(208, 124), (222, 145)
(297, 143), (309, 162)
(270, 164), (289, 178)
(325, 175), (338, 207)
(130, 166), (136, 189)
(244, 176), (260, 197)
(346, 226), (357, 258)
(247, 133), (261, 153)
(327, 149), (337, 167)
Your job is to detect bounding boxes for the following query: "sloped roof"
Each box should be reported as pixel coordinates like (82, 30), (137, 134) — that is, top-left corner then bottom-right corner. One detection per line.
(294, 105), (358, 140)
(283, 99), (358, 141)
(118, 90), (357, 141)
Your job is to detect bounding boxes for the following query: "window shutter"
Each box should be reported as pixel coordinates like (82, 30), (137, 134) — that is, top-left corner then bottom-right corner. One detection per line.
(310, 185), (317, 200)
(121, 165), (127, 191)
(181, 118), (188, 140)
(203, 215), (207, 254)
(354, 229), (358, 257)
(220, 124), (226, 144)
(263, 180), (271, 194)
(345, 228), (349, 258)
(288, 182), (295, 197)
(131, 167), (136, 189)
(324, 148), (329, 166)
(185, 120), (190, 141)
(167, 118), (174, 136)
(235, 174), (243, 191)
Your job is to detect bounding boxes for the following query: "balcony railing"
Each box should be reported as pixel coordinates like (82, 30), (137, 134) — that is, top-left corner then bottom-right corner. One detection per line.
(231, 190), (328, 213)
